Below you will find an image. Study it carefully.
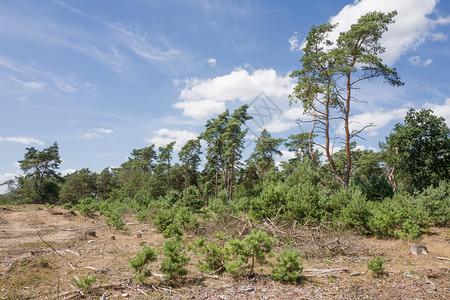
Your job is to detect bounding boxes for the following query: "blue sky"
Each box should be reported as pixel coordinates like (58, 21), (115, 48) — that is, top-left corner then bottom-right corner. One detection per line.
(1, 0), (449, 192)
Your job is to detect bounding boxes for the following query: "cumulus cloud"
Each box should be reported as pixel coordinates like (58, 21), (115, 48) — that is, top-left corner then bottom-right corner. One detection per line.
(423, 98), (450, 125)
(173, 68), (295, 119)
(328, 0), (448, 65)
(337, 108), (408, 137)
(207, 58), (216, 66)
(173, 99), (226, 119)
(145, 128), (198, 151)
(264, 117), (297, 133)
(0, 136), (44, 145)
(408, 56), (433, 67)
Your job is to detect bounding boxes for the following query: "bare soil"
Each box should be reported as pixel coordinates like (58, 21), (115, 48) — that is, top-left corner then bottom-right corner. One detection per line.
(0, 205), (449, 299)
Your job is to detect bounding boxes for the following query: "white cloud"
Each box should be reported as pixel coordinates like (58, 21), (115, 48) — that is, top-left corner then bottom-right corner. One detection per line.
(24, 81), (46, 89)
(288, 32), (302, 51)
(60, 169), (77, 176)
(145, 128), (199, 151)
(282, 107), (303, 120)
(264, 117), (296, 133)
(0, 136), (44, 145)
(173, 99), (226, 119)
(408, 56), (433, 67)
(337, 108), (408, 137)
(0, 55), (84, 96)
(435, 16), (450, 25)
(280, 150), (296, 160)
(328, 0), (448, 65)
(0, 172), (16, 183)
(174, 68), (295, 119)
(82, 128), (113, 139)
(429, 32), (448, 41)
(207, 58), (216, 66)
(423, 98), (450, 125)
(95, 128), (113, 134)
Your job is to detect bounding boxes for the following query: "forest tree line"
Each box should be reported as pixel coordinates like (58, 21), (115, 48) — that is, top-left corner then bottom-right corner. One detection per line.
(1, 11), (449, 240)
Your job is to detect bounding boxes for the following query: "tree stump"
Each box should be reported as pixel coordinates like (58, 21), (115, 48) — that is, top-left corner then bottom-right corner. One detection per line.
(410, 244), (428, 255)
(84, 230), (97, 238)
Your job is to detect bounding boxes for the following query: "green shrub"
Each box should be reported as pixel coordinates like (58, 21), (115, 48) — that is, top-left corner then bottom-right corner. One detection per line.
(129, 244), (158, 283)
(271, 245), (303, 284)
(285, 182), (325, 222)
(153, 210), (175, 233)
(193, 234), (228, 274)
(160, 237), (190, 280)
(416, 180), (450, 227)
(367, 194), (430, 239)
(353, 173), (394, 201)
(73, 275), (96, 291)
(162, 223), (184, 238)
(74, 197), (99, 217)
(250, 183), (286, 220)
(174, 207), (199, 230)
(105, 209), (126, 230)
(183, 186), (204, 211)
(367, 256), (385, 277)
(226, 229), (275, 277)
(338, 188), (372, 233)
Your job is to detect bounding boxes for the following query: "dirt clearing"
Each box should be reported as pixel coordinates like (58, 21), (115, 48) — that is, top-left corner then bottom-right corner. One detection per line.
(0, 205), (448, 299)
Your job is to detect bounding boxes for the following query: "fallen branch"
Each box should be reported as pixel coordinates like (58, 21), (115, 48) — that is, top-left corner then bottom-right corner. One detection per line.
(304, 267), (349, 276)
(37, 232), (59, 254)
(60, 227), (76, 231)
(66, 249), (80, 256)
(424, 276), (437, 291)
(437, 257), (450, 261)
(57, 283), (124, 299)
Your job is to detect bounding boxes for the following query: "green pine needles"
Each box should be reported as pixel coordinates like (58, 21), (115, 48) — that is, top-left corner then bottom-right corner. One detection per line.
(160, 237), (190, 281)
(271, 245), (303, 284)
(129, 244), (158, 283)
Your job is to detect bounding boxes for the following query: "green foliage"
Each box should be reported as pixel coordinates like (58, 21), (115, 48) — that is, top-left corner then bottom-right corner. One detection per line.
(74, 197), (99, 217)
(367, 257), (385, 277)
(246, 129), (285, 183)
(182, 186), (203, 211)
(162, 223), (184, 238)
(226, 230), (275, 277)
(153, 210), (176, 233)
(39, 257), (50, 268)
(105, 209), (126, 231)
(383, 109), (450, 191)
(193, 234), (228, 274)
(73, 275), (96, 291)
(353, 173), (393, 201)
(337, 188), (372, 233)
(271, 245), (303, 284)
(250, 183), (286, 220)
(367, 194), (430, 239)
(160, 237), (190, 280)
(17, 142), (62, 204)
(129, 244), (158, 283)
(174, 207), (199, 231)
(415, 180), (450, 227)
(290, 11), (402, 186)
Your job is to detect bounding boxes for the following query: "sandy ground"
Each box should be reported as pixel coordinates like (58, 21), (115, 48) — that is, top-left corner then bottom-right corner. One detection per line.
(0, 205), (448, 299)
